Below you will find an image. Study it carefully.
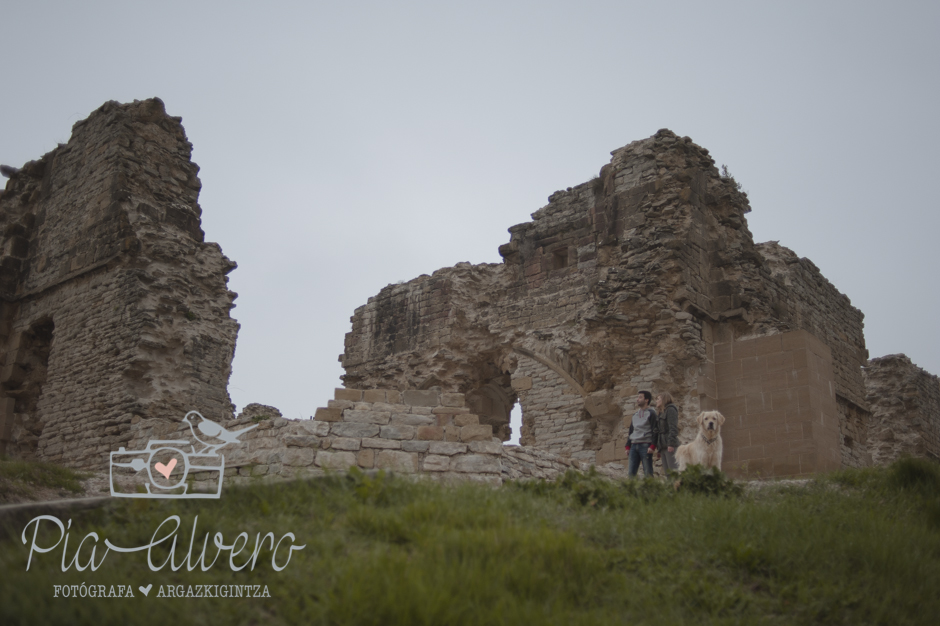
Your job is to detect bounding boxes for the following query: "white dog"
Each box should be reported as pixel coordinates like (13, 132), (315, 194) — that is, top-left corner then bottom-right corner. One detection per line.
(675, 410), (725, 471)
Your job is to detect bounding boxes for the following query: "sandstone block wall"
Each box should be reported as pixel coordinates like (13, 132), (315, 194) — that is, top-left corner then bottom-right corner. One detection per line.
(0, 99), (238, 469)
(167, 388), (541, 491)
(312, 388), (504, 484)
(714, 330), (841, 478)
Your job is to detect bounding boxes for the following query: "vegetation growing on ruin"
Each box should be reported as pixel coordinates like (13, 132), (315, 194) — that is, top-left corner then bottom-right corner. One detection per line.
(0, 457), (88, 503)
(2, 459), (938, 625)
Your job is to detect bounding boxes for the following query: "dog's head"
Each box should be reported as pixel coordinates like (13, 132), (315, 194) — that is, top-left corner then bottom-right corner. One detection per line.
(697, 411), (725, 437)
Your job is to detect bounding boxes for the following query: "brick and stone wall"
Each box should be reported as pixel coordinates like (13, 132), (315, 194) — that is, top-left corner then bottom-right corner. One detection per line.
(0, 99), (238, 468)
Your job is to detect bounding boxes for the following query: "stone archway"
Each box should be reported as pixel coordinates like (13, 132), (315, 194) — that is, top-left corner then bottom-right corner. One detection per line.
(465, 373), (517, 442)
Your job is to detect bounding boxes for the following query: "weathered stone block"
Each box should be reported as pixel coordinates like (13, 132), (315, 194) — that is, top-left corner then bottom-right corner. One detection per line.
(390, 413), (435, 426)
(358, 448), (375, 469)
(282, 435), (321, 448)
(334, 388), (362, 402)
(379, 424), (416, 440)
(469, 440), (503, 455)
(282, 447), (315, 467)
(452, 454), (501, 474)
(441, 392), (465, 407)
(316, 450), (357, 470)
(429, 441), (467, 456)
(423, 455), (450, 472)
(300, 420), (331, 437)
(417, 425), (443, 440)
(331, 422), (380, 438)
(344, 410), (390, 425)
(374, 450), (417, 473)
(460, 424), (493, 442)
(363, 390), (387, 403)
(314, 407), (343, 422)
(361, 437), (401, 449)
(402, 390), (440, 407)
(453, 414), (480, 427)
(401, 440), (430, 453)
(331, 437), (362, 451)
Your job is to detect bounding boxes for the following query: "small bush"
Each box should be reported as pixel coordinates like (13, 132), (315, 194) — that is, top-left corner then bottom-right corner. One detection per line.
(673, 464), (743, 497)
(888, 456), (940, 494)
(720, 164), (744, 191)
(510, 467), (670, 509)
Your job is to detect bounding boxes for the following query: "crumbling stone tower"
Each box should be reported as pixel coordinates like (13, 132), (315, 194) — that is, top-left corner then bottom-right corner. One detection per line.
(0, 98), (238, 469)
(342, 130), (869, 477)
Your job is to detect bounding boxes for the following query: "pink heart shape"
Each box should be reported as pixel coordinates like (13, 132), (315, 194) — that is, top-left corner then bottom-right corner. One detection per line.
(155, 458), (178, 479)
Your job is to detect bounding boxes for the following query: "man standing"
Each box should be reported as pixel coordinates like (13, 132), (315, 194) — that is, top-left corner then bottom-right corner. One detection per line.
(625, 391), (657, 478)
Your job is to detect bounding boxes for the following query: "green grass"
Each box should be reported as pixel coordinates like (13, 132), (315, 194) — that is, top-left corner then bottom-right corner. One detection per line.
(1, 460), (939, 625)
(0, 457), (88, 501)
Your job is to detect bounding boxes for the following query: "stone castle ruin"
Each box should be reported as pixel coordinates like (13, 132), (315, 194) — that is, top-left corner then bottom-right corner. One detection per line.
(340, 129), (940, 478)
(0, 99), (238, 468)
(1, 99), (937, 483)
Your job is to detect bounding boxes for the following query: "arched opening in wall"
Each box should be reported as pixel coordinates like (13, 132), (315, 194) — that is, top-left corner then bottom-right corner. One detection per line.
(0, 318), (54, 458)
(465, 374), (517, 442)
(508, 402), (522, 445)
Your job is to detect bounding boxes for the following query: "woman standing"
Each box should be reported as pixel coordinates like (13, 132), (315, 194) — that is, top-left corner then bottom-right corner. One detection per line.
(655, 392), (680, 474)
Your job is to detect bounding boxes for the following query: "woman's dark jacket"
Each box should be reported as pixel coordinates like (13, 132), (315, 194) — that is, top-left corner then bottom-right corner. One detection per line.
(656, 403), (680, 449)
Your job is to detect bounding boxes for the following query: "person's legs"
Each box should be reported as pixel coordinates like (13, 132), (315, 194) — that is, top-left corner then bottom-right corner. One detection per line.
(639, 446), (654, 477)
(662, 449), (678, 474)
(628, 446), (640, 477)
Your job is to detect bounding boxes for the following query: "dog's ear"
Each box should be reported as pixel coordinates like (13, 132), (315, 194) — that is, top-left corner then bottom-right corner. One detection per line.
(697, 412), (705, 427)
(717, 411), (725, 425)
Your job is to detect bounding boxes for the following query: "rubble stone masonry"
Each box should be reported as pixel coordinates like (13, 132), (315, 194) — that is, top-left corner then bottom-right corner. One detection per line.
(863, 355), (940, 465)
(0, 99), (238, 468)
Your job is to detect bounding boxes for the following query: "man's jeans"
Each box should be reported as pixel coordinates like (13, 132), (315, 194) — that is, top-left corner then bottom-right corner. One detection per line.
(628, 443), (654, 478)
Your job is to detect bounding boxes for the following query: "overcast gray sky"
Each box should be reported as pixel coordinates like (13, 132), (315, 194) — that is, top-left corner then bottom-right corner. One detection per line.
(2, 1), (938, 426)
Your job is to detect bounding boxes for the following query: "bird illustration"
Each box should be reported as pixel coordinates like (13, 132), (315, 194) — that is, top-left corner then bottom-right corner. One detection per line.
(182, 410), (257, 452)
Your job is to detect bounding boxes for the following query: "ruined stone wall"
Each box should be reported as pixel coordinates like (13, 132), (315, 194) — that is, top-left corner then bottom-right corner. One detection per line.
(838, 400), (873, 469)
(173, 388), (507, 488)
(0, 99), (238, 469)
(144, 387), (621, 493)
(340, 129), (877, 475)
(342, 131), (743, 463)
(863, 355), (940, 464)
(5, 102), (930, 480)
(754, 244), (868, 408)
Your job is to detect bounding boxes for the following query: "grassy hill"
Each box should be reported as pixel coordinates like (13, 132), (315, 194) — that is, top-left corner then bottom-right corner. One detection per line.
(1, 459), (938, 625)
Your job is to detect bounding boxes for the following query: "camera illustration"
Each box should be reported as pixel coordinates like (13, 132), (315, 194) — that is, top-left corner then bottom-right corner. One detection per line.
(109, 410), (256, 499)
(110, 440), (225, 499)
